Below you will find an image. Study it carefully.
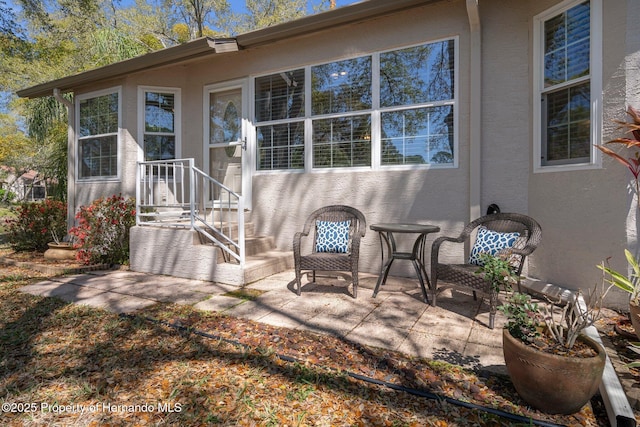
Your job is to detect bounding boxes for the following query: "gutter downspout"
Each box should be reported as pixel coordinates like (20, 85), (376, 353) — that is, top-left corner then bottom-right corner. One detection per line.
(53, 88), (75, 233)
(466, 0), (481, 222)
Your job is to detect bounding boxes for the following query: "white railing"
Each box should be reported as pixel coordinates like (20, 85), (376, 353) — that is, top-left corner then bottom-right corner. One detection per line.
(136, 158), (245, 267)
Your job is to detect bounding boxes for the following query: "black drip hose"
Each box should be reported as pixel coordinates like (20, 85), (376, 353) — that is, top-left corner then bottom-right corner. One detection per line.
(122, 313), (565, 427)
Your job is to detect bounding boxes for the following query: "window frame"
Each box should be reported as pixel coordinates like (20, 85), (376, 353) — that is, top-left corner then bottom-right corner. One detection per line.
(137, 86), (182, 165)
(252, 36), (459, 174)
(75, 86), (122, 182)
(533, 0), (602, 173)
(254, 69), (307, 172)
(377, 38), (457, 169)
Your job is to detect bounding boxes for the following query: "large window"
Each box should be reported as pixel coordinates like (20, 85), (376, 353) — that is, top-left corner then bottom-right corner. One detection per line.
(312, 56), (372, 168)
(535, 0), (601, 170)
(77, 89), (120, 179)
(254, 38), (457, 171)
(140, 88), (180, 162)
(380, 41), (455, 165)
(255, 70), (305, 170)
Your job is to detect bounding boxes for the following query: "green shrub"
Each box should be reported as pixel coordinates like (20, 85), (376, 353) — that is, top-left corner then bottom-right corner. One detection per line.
(69, 194), (136, 265)
(0, 188), (16, 203)
(5, 199), (67, 251)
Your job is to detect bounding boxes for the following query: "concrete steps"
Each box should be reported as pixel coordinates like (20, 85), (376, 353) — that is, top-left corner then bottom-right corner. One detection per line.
(209, 222), (293, 285)
(213, 250), (294, 286)
(130, 222), (292, 287)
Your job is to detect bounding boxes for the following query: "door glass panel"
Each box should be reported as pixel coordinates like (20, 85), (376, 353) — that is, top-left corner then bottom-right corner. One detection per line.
(209, 89), (242, 196)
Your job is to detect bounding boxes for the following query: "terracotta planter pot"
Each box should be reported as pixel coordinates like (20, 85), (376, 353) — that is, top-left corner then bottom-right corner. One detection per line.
(502, 328), (605, 415)
(629, 301), (640, 341)
(44, 242), (77, 261)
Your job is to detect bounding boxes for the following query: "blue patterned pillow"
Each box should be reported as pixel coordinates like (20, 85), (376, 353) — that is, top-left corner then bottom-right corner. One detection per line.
(315, 220), (351, 253)
(468, 226), (520, 266)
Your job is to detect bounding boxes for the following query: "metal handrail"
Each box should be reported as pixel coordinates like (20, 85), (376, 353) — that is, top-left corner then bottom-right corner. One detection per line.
(136, 158), (245, 268)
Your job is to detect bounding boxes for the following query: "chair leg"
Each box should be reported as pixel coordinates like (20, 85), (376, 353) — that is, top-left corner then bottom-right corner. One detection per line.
(430, 277), (437, 307)
(295, 268), (302, 296)
(352, 270), (358, 298)
(312, 270), (316, 282)
(489, 290), (497, 329)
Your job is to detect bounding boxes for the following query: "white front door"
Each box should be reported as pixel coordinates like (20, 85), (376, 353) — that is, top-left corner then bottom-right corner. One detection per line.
(206, 81), (250, 206)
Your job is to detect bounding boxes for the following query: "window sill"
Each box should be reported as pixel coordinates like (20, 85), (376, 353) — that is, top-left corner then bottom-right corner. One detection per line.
(533, 162), (601, 174)
(76, 177), (121, 183)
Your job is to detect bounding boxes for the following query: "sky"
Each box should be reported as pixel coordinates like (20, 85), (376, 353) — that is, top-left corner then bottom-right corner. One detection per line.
(1, 0), (362, 113)
(228, 0), (360, 14)
(3, 0), (362, 15)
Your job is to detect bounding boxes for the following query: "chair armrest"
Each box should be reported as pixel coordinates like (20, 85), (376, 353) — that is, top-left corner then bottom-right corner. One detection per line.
(350, 231), (363, 257)
(293, 231), (310, 256)
(431, 235), (466, 268)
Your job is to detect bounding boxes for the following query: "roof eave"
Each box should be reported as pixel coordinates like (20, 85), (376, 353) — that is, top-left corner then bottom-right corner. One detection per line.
(17, 0), (444, 99)
(16, 38), (237, 99)
(236, 0), (443, 47)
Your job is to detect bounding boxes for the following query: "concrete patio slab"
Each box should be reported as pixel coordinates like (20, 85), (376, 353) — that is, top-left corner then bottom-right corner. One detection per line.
(346, 321), (410, 350)
(188, 283), (238, 295)
(316, 297), (379, 318)
(73, 293), (157, 313)
(259, 310), (317, 329)
(463, 341), (506, 374)
(468, 320), (507, 347)
(362, 307), (422, 330)
(278, 293), (347, 315)
(224, 300), (280, 321)
(248, 272), (296, 291)
(251, 290), (299, 308)
(194, 295), (245, 311)
(301, 312), (360, 337)
(20, 280), (75, 295)
(112, 282), (210, 305)
(46, 274), (131, 291)
(398, 331), (468, 365)
(21, 281), (101, 300)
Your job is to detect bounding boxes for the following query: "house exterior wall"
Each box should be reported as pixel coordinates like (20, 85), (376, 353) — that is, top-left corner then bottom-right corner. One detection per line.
(233, 0), (472, 275)
(71, 0), (474, 278)
(527, 0), (639, 308)
(64, 0), (639, 306)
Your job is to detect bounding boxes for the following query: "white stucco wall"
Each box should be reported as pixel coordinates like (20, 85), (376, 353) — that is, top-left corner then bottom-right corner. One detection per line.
(479, 1), (530, 214)
(526, 0), (639, 308)
(64, 0), (640, 304)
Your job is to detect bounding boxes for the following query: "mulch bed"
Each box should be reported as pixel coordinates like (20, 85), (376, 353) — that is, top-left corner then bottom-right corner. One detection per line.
(1, 248), (637, 426)
(594, 312), (640, 405)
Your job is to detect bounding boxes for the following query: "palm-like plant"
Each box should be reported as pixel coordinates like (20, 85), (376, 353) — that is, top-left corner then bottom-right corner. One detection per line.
(598, 248), (640, 305)
(596, 106), (640, 206)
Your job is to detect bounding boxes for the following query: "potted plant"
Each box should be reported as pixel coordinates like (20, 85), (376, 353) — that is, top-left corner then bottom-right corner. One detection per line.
(596, 105), (640, 334)
(477, 253), (611, 414)
(476, 252), (519, 293)
(499, 280), (611, 415)
(43, 208), (76, 261)
(598, 249), (640, 339)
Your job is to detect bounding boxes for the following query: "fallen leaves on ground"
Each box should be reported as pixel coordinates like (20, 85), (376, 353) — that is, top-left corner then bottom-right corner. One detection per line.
(0, 262), (614, 426)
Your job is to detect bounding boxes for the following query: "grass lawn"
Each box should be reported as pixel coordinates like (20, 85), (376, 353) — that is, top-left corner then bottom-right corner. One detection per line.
(0, 262), (608, 426)
(0, 205), (15, 234)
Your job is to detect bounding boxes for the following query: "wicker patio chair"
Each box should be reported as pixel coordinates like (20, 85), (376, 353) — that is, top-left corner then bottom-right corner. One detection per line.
(430, 213), (542, 328)
(293, 205), (367, 298)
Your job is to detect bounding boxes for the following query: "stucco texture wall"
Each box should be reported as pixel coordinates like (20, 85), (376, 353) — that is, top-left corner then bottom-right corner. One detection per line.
(251, 168), (468, 276)
(238, 1), (472, 277)
(479, 1), (530, 214)
(64, 0), (640, 305)
(527, 0), (638, 308)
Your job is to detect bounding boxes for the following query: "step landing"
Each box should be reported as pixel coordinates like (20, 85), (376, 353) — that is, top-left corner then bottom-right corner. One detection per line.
(130, 225), (292, 286)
